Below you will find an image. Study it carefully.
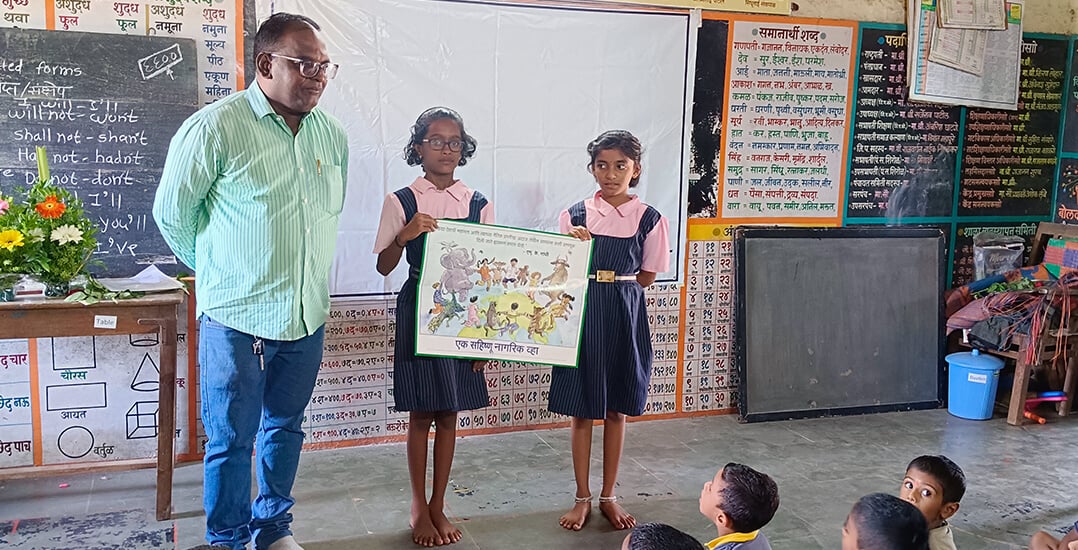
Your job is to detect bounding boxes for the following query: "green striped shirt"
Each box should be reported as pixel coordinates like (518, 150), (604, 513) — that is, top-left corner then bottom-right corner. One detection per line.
(153, 82), (348, 341)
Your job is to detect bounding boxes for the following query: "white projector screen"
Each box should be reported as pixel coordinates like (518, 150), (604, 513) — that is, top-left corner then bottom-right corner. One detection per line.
(259, 0), (694, 295)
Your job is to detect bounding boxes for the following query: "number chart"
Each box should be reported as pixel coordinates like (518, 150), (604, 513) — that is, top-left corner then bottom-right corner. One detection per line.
(299, 277), (709, 448)
(682, 239), (737, 415)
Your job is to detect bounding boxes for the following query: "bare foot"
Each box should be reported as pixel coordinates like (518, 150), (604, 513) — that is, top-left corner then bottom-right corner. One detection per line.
(410, 503), (442, 547)
(599, 498), (635, 530)
(558, 499), (591, 531)
(429, 507), (462, 545)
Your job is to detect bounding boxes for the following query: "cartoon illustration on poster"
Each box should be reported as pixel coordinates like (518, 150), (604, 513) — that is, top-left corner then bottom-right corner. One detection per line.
(415, 221), (592, 366)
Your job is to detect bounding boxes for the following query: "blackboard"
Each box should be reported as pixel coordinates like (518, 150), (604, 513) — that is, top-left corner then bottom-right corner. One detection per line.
(1057, 158), (1078, 221)
(957, 36), (1067, 217)
(734, 227), (944, 422)
(846, 25), (961, 220)
(840, 29), (1067, 289)
(0, 27), (198, 277)
(1060, 40), (1078, 154)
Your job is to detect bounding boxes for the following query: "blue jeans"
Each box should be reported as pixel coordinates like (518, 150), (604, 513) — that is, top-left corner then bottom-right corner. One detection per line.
(199, 315), (324, 550)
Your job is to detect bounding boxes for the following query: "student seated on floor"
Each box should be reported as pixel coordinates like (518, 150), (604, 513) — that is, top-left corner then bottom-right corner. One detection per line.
(900, 455), (966, 550)
(1029, 521), (1078, 550)
(621, 522), (706, 550)
(843, 493), (929, 550)
(697, 463), (780, 549)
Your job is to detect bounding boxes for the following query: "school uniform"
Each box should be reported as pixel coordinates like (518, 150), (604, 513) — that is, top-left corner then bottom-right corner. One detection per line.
(373, 177), (494, 412)
(547, 192), (670, 419)
(929, 523), (958, 550)
(706, 530), (772, 550)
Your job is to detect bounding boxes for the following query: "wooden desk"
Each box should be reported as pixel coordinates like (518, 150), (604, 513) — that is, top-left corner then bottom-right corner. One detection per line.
(1013, 223), (1078, 424)
(0, 291), (184, 521)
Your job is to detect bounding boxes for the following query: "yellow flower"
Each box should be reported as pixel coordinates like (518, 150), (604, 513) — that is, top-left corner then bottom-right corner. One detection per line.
(0, 229), (25, 251)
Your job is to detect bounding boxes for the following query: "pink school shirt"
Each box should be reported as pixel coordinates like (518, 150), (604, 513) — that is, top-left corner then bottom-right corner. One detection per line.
(558, 192), (670, 274)
(373, 177), (495, 253)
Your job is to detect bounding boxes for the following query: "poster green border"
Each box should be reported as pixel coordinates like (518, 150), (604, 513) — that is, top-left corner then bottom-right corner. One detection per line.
(412, 219), (595, 368)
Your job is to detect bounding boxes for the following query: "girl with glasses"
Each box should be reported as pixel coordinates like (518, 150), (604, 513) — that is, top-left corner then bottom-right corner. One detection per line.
(373, 107), (491, 548)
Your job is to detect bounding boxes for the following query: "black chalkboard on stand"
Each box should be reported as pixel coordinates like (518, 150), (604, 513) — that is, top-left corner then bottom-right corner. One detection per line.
(734, 226), (945, 422)
(0, 27), (198, 277)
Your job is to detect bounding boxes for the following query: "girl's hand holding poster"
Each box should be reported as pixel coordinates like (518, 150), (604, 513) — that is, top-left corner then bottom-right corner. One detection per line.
(415, 220), (592, 366)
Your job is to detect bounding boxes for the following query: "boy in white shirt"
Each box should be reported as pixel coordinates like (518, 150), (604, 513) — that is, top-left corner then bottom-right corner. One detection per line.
(900, 455), (965, 550)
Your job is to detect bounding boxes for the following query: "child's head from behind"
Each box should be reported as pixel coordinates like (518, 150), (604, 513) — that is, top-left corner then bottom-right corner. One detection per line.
(900, 455), (965, 529)
(404, 106), (478, 174)
(698, 463), (779, 536)
(588, 130), (643, 194)
(621, 523), (706, 550)
(843, 493), (928, 550)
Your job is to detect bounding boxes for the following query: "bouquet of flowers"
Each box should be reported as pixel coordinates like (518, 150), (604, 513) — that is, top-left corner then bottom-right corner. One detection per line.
(0, 191), (26, 299)
(0, 146), (98, 297)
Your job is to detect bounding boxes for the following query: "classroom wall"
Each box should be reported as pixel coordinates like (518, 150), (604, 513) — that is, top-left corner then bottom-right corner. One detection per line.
(794, 0), (904, 25)
(3, 0), (1076, 472)
(1025, 0), (1075, 33)
(796, 0), (1075, 34)
(0, 0), (250, 469)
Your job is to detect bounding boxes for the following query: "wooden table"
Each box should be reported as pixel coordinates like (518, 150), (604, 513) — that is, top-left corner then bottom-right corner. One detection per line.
(0, 291), (184, 521)
(962, 285), (1078, 425)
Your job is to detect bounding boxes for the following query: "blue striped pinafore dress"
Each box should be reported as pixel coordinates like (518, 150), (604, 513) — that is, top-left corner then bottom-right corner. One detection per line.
(547, 200), (661, 419)
(393, 187), (489, 412)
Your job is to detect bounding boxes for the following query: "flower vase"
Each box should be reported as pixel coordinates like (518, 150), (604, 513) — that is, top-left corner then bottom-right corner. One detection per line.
(43, 280), (70, 298)
(0, 274), (21, 302)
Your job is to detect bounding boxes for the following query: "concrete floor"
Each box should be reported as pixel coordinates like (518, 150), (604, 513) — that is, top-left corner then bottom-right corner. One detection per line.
(1, 409), (1075, 549)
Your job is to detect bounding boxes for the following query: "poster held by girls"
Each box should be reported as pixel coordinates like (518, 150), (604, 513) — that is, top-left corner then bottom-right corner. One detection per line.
(414, 220), (592, 367)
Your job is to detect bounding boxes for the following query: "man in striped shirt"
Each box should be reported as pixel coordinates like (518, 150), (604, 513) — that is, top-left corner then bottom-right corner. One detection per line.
(153, 12), (347, 550)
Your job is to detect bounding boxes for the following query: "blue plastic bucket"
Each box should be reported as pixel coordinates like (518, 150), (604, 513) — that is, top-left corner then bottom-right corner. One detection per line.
(945, 349), (1005, 420)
